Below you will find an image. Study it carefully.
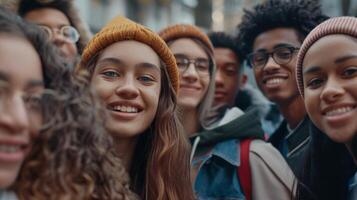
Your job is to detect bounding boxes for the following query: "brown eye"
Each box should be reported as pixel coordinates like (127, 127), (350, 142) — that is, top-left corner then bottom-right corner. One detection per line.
(275, 48), (292, 59)
(342, 66), (357, 77)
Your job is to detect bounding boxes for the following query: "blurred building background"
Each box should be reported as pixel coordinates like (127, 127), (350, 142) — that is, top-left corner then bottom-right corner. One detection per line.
(73, 0), (357, 33)
(71, 0), (356, 88)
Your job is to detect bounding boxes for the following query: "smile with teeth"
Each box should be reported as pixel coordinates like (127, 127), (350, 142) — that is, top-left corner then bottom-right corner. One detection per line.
(324, 106), (355, 116)
(0, 144), (22, 153)
(112, 105), (139, 113)
(265, 78), (285, 85)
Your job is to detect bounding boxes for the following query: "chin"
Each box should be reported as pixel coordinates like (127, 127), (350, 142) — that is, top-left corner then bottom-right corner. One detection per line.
(324, 129), (356, 144)
(0, 172), (18, 189)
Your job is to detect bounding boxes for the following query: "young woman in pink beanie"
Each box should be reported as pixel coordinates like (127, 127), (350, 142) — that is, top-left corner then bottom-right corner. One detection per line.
(295, 16), (357, 200)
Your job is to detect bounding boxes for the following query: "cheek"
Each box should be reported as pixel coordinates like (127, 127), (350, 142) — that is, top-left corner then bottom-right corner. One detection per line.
(201, 77), (210, 94)
(91, 77), (115, 101)
(29, 114), (42, 138)
(304, 91), (321, 123)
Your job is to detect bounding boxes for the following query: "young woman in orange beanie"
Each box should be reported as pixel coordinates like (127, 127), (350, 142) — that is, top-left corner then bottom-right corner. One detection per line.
(76, 16), (194, 200)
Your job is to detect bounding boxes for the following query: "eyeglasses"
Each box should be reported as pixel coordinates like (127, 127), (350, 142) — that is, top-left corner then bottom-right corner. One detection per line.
(38, 25), (80, 43)
(175, 55), (210, 77)
(247, 46), (300, 69)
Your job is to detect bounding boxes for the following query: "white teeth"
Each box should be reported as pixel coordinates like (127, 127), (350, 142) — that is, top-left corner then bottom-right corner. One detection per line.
(0, 144), (21, 153)
(266, 78), (285, 84)
(113, 105), (138, 113)
(326, 106), (353, 116)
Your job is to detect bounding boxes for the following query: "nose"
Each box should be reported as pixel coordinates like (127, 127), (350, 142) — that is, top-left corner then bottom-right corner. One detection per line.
(320, 78), (344, 103)
(262, 56), (280, 74)
(215, 69), (224, 88)
(181, 63), (199, 82)
(52, 29), (67, 46)
(115, 76), (139, 99)
(0, 94), (30, 134)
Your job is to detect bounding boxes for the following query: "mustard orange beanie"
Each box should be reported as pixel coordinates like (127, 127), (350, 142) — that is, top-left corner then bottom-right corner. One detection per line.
(159, 24), (214, 54)
(78, 16), (179, 92)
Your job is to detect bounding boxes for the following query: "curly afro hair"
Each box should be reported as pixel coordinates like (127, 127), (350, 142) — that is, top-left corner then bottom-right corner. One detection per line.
(236, 0), (328, 57)
(208, 31), (244, 65)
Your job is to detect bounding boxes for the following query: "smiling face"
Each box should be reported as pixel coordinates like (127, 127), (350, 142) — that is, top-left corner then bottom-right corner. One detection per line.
(213, 47), (242, 107)
(252, 28), (301, 104)
(0, 35), (44, 188)
(169, 38), (210, 110)
(91, 40), (161, 139)
(24, 8), (78, 63)
(303, 34), (357, 143)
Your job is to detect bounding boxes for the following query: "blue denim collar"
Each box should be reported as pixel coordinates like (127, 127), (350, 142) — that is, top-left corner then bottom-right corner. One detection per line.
(193, 139), (240, 167)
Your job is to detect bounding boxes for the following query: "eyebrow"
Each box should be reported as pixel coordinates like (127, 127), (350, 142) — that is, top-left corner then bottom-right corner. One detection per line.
(303, 66), (321, 75)
(97, 57), (159, 71)
(0, 72), (9, 82)
(273, 43), (297, 49)
(135, 62), (160, 71)
(0, 71), (43, 89)
(256, 43), (296, 52)
(26, 80), (44, 88)
(174, 53), (208, 60)
(96, 57), (124, 67)
(335, 55), (357, 64)
(37, 23), (70, 28)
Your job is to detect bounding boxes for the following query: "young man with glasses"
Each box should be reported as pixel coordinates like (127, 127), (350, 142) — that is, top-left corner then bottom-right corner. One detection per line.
(237, 0), (328, 175)
(16, 0), (92, 65)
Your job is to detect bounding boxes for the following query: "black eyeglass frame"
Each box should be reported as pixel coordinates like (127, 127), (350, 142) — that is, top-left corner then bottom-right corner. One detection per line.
(246, 46), (300, 69)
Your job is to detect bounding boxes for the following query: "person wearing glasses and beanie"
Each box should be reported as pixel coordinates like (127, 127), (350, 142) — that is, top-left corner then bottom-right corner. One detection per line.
(159, 25), (295, 200)
(16, 0), (92, 65)
(237, 0), (328, 175)
(295, 16), (357, 200)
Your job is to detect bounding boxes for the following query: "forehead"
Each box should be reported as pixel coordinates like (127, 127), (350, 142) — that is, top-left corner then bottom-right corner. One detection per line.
(253, 28), (301, 51)
(169, 38), (208, 59)
(303, 34), (357, 69)
(98, 40), (160, 66)
(214, 48), (239, 63)
(24, 8), (71, 27)
(0, 35), (43, 85)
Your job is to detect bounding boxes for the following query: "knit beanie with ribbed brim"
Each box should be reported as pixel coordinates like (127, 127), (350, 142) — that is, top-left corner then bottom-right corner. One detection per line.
(159, 24), (214, 54)
(78, 16), (179, 92)
(296, 16), (357, 97)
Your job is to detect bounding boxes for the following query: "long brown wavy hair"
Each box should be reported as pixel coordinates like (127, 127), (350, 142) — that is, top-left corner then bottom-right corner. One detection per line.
(0, 6), (136, 200)
(79, 49), (195, 200)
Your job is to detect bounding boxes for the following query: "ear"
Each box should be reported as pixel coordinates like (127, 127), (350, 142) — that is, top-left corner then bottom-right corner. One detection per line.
(239, 74), (248, 89)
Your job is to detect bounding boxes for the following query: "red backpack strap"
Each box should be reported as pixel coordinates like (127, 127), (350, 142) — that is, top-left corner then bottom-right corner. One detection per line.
(237, 139), (253, 200)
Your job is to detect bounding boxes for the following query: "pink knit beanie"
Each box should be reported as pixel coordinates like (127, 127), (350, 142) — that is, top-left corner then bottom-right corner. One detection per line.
(296, 16), (357, 97)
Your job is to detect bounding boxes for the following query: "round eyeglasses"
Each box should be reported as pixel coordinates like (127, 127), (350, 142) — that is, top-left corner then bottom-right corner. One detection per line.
(247, 46), (300, 69)
(175, 55), (210, 77)
(39, 25), (80, 44)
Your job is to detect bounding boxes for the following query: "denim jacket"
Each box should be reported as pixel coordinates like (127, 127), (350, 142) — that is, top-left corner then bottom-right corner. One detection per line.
(349, 172), (357, 200)
(192, 139), (246, 200)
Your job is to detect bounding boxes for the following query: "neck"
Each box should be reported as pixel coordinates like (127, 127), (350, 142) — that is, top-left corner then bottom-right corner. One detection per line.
(179, 106), (200, 137)
(113, 136), (138, 171)
(278, 96), (306, 129)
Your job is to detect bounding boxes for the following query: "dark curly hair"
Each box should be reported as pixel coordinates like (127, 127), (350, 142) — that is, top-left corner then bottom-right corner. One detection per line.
(237, 0), (328, 57)
(0, 6), (136, 200)
(208, 31), (244, 65)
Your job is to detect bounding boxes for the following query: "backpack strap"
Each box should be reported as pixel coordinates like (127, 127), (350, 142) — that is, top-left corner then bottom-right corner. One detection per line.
(237, 139), (253, 200)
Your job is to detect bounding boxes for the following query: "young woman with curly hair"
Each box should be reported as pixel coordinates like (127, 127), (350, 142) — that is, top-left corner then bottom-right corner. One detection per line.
(76, 16), (195, 200)
(0, 6), (135, 200)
